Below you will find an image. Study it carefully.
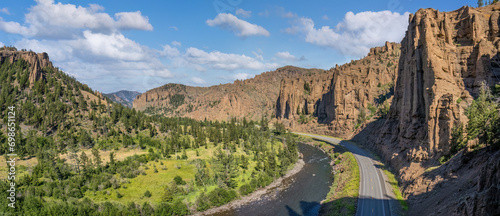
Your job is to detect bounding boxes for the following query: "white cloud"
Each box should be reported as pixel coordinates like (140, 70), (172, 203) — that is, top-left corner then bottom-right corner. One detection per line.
(171, 41), (181, 46)
(190, 77), (206, 85)
(170, 26), (178, 31)
(115, 11), (153, 31)
(206, 13), (270, 37)
(232, 73), (252, 80)
(161, 44), (180, 57)
(220, 73), (254, 81)
(287, 10), (409, 57)
(184, 47), (279, 71)
(275, 51), (299, 61)
(252, 51), (263, 61)
(0, 8), (10, 15)
(0, 0), (153, 39)
(72, 31), (148, 61)
(322, 15), (329, 20)
(235, 8), (252, 18)
(0, 41), (4, 47)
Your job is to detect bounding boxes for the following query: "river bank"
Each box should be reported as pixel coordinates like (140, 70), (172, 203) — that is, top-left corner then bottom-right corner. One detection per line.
(193, 158), (305, 216)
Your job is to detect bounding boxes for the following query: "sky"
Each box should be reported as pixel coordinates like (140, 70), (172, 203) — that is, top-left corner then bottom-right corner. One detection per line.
(0, 0), (476, 93)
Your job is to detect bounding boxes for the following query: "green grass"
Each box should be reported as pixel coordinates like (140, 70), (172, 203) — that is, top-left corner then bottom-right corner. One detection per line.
(324, 145), (359, 215)
(83, 139), (291, 210)
(302, 138), (359, 215)
(381, 167), (408, 212)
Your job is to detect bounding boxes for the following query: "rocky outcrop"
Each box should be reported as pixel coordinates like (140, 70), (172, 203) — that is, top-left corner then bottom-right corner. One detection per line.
(0, 50), (52, 88)
(276, 42), (400, 136)
(352, 4), (500, 216)
(133, 66), (325, 121)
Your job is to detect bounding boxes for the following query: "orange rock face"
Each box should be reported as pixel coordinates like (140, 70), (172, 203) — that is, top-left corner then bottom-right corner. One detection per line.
(276, 42), (400, 136)
(0, 50), (52, 87)
(133, 66), (325, 121)
(352, 5), (500, 216)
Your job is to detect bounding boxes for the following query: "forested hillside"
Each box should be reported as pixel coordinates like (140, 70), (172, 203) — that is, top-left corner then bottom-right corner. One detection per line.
(0, 48), (299, 215)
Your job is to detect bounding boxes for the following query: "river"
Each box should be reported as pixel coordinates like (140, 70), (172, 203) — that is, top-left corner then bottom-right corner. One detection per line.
(212, 143), (333, 216)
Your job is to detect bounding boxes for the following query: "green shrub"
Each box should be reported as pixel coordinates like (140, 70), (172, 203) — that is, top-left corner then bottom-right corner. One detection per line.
(207, 188), (237, 207)
(174, 175), (186, 185)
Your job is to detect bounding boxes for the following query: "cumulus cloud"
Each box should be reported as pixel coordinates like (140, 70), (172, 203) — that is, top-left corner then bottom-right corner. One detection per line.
(161, 44), (180, 57)
(0, 0), (169, 92)
(206, 13), (270, 37)
(0, 41), (4, 47)
(287, 10), (409, 57)
(0, 0), (153, 39)
(235, 8), (252, 18)
(0, 8), (10, 15)
(322, 15), (329, 20)
(184, 47), (279, 71)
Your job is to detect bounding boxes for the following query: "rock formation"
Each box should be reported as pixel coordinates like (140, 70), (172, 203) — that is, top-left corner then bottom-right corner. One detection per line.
(276, 42), (400, 136)
(133, 66), (325, 121)
(0, 50), (52, 87)
(352, 4), (500, 216)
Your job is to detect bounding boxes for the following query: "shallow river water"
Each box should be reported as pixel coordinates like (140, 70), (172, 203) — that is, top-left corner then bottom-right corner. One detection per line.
(213, 143), (333, 216)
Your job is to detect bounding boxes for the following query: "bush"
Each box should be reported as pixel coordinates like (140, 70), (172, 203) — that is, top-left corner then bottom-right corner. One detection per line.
(207, 188), (237, 207)
(239, 183), (255, 196)
(144, 190), (152, 198)
(174, 175), (186, 185)
(466, 83), (499, 146)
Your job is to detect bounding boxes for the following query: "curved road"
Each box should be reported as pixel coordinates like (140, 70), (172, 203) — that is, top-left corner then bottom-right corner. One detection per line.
(295, 133), (393, 216)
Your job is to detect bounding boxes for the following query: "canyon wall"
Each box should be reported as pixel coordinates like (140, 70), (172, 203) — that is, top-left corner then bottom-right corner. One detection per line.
(276, 42), (400, 136)
(133, 66), (326, 121)
(352, 5), (500, 215)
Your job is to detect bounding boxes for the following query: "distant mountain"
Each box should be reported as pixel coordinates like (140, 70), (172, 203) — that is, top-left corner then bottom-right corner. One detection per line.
(104, 90), (141, 108)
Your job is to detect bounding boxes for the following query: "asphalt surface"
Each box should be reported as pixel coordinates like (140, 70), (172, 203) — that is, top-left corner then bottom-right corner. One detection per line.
(296, 133), (392, 216)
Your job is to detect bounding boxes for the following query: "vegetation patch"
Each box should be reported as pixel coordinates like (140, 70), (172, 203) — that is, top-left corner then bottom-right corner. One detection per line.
(299, 137), (359, 216)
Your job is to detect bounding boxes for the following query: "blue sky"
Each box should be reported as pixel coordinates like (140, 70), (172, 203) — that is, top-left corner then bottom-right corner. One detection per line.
(0, 0), (475, 92)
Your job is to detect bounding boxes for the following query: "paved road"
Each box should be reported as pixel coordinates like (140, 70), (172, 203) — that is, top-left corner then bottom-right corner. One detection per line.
(295, 133), (392, 216)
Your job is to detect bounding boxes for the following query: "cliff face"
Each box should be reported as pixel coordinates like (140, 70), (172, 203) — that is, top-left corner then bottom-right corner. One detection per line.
(352, 4), (500, 216)
(276, 42), (400, 136)
(0, 50), (52, 87)
(133, 66), (325, 121)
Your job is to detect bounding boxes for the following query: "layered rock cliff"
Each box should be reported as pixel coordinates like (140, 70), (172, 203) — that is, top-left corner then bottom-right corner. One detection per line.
(352, 4), (500, 216)
(276, 42), (400, 136)
(0, 49), (52, 87)
(133, 66), (325, 121)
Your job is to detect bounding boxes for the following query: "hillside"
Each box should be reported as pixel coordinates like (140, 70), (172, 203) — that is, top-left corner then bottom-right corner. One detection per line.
(0, 47), (300, 215)
(104, 90), (141, 108)
(351, 5), (500, 216)
(132, 66), (327, 121)
(276, 42), (400, 136)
